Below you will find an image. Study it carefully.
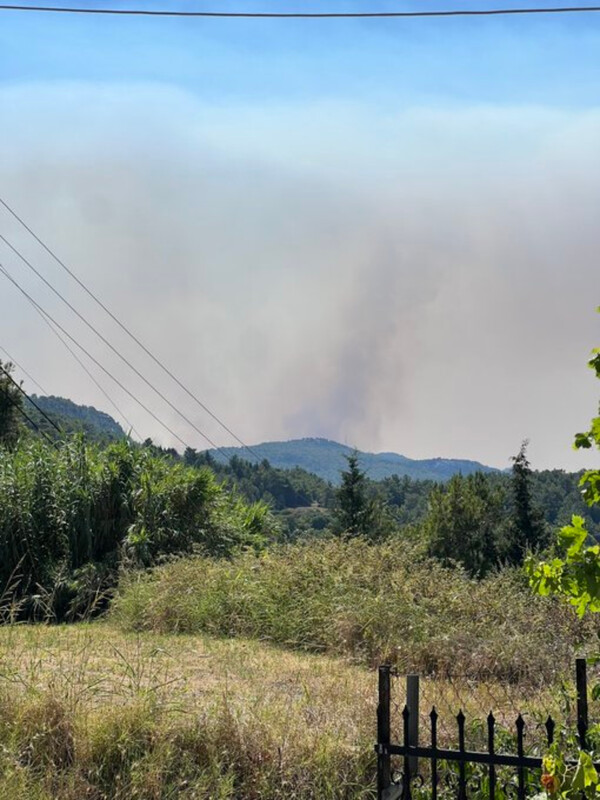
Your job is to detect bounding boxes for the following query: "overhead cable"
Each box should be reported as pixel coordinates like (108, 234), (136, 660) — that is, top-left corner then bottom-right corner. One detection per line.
(0, 363), (63, 435)
(0, 197), (263, 462)
(0, 262), (202, 453)
(32, 311), (142, 441)
(0, 231), (225, 454)
(0, 381), (58, 449)
(0, 4), (599, 18)
(0, 345), (48, 395)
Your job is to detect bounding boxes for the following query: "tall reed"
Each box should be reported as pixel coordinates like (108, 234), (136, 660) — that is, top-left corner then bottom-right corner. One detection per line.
(0, 437), (275, 619)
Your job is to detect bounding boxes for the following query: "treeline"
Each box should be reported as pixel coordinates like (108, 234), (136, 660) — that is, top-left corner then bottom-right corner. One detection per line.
(185, 445), (600, 557)
(184, 449), (337, 509)
(2, 357), (598, 594)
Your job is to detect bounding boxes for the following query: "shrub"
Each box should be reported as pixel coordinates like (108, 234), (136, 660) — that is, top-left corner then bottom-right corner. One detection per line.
(114, 538), (595, 682)
(0, 437), (276, 619)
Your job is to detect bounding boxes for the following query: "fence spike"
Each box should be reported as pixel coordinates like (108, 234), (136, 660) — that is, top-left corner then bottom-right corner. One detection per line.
(431, 705), (438, 800)
(456, 710), (467, 799)
(488, 711), (496, 800)
(515, 713), (525, 732)
(545, 715), (555, 746)
(516, 714), (526, 800)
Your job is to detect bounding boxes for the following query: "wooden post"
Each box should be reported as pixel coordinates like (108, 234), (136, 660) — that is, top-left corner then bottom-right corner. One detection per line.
(407, 674), (420, 779)
(377, 665), (392, 798)
(576, 658), (589, 750)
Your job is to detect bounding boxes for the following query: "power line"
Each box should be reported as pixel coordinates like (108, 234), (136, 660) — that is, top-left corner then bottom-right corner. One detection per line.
(0, 261), (203, 454)
(0, 231), (224, 454)
(0, 3), (600, 18)
(0, 345), (48, 395)
(32, 311), (142, 441)
(0, 319), (141, 441)
(0, 363), (63, 435)
(0, 198), (263, 463)
(0, 379), (58, 449)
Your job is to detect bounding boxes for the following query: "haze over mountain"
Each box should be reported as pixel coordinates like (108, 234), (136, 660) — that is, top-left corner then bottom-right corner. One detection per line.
(208, 437), (496, 484)
(25, 396), (495, 482)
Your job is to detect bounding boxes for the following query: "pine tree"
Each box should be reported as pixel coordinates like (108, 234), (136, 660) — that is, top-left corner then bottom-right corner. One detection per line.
(335, 452), (376, 539)
(507, 440), (548, 563)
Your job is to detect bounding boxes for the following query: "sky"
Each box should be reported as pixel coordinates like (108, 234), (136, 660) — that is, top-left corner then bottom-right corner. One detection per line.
(0, 0), (599, 471)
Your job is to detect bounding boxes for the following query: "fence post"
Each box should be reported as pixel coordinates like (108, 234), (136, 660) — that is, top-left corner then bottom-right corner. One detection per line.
(576, 658), (589, 751)
(377, 665), (392, 798)
(407, 674), (420, 779)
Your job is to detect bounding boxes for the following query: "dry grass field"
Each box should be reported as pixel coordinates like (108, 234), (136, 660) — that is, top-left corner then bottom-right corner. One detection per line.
(0, 622), (377, 799)
(0, 621), (578, 800)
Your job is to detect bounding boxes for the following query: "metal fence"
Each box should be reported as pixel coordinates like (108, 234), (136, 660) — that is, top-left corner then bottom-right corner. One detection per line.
(376, 659), (596, 800)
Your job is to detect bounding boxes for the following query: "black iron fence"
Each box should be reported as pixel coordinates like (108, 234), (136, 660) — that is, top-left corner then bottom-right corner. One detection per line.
(376, 659), (597, 800)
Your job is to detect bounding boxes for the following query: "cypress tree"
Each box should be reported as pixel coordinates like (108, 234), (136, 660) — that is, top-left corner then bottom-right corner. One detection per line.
(507, 440), (548, 563)
(335, 452), (375, 539)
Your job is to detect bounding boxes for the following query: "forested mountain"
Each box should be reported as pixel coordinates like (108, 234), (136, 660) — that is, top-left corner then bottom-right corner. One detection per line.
(25, 395), (126, 443)
(206, 437), (497, 483)
(15, 393), (599, 542)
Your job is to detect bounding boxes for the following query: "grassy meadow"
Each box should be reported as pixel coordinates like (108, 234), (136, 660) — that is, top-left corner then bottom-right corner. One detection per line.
(0, 619), (580, 800)
(0, 622), (377, 799)
(0, 539), (596, 799)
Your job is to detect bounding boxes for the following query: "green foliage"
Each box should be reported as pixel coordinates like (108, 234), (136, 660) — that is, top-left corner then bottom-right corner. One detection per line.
(506, 440), (549, 564)
(186, 449), (336, 511)
(333, 452), (397, 541)
(424, 472), (506, 576)
(529, 517), (600, 617)
(25, 394), (126, 444)
(0, 437), (275, 619)
(187, 447), (599, 544)
(335, 453), (374, 538)
(537, 749), (600, 800)
(114, 538), (594, 682)
(0, 360), (23, 448)
(529, 319), (600, 615)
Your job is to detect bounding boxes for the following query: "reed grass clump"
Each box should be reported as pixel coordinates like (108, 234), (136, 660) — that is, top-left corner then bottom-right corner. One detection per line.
(114, 538), (596, 683)
(0, 437), (275, 620)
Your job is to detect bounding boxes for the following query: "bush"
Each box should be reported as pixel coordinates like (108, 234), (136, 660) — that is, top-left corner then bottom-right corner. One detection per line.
(0, 437), (276, 619)
(114, 538), (595, 682)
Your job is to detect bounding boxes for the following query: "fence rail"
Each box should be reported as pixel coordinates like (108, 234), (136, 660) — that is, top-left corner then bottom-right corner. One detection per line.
(376, 659), (596, 800)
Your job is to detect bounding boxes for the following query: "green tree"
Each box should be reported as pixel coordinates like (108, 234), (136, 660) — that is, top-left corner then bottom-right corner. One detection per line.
(506, 440), (548, 564)
(528, 313), (600, 615)
(335, 452), (378, 539)
(527, 312), (600, 797)
(425, 472), (505, 576)
(0, 360), (23, 448)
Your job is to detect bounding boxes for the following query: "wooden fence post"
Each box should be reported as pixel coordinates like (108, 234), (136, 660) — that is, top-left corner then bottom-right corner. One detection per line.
(377, 665), (392, 798)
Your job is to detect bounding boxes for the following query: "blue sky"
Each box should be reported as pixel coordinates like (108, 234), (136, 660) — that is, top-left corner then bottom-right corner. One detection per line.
(0, 1), (599, 469)
(3, 1), (600, 106)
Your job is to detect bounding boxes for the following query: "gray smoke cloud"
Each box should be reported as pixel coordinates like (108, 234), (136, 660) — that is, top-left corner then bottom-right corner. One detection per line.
(0, 83), (598, 470)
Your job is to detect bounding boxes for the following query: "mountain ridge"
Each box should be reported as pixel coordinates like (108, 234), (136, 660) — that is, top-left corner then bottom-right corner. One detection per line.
(208, 436), (497, 483)
(23, 397), (497, 483)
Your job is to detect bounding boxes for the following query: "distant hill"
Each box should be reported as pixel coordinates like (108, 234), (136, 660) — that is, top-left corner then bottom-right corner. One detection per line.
(208, 437), (497, 483)
(26, 395), (126, 443)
